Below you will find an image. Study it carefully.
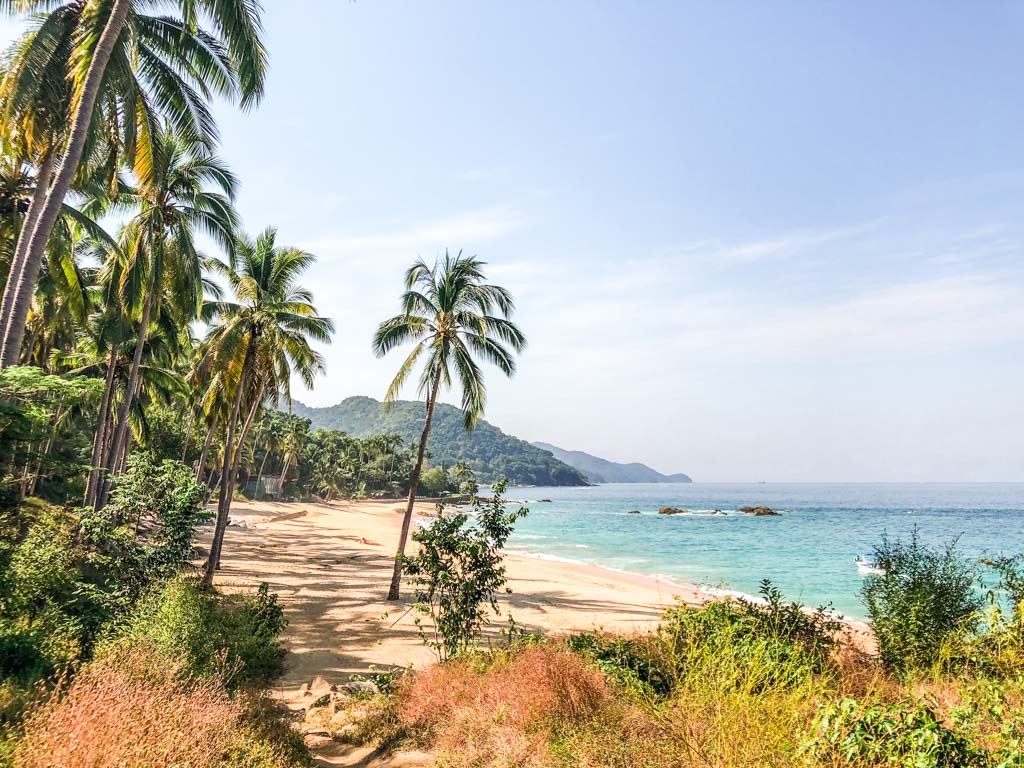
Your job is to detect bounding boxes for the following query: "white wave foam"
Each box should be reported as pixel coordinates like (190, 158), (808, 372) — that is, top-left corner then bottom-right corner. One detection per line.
(508, 550), (587, 566)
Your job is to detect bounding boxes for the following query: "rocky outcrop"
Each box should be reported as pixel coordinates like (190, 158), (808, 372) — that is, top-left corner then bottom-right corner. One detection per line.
(739, 506), (781, 516)
(625, 509), (641, 514)
(659, 507), (689, 515)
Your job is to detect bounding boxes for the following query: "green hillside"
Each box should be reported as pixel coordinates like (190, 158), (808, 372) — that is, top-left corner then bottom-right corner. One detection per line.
(289, 396), (589, 487)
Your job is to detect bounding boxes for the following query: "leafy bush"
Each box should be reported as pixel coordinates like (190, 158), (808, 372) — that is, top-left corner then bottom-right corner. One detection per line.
(565, 632), (672, 698)
(0, 505), (103, 668)
(656, 580), (841, 694)
(0, 459), (210, 675)
(80, 453), (209, 589)
(861, 531), (982, 673)
(404, 479), (527, 660)
(105, 578), (287, 685)
(803, 697), (989, 767)
(0, 624), (48, 682)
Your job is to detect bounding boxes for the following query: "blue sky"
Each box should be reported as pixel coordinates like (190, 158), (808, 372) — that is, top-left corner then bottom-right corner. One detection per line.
(4, 2), (1024, 481)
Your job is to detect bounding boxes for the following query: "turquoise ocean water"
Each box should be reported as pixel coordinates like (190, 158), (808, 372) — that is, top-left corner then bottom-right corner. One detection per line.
(491, 483), (1024, 620)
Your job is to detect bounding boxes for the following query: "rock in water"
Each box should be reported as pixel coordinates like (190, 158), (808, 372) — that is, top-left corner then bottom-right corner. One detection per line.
(739, 506), (781, 516)
(659, 507), (689, 515)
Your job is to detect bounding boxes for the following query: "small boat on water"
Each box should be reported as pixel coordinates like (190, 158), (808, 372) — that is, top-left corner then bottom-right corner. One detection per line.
(856, 553), (886, 576)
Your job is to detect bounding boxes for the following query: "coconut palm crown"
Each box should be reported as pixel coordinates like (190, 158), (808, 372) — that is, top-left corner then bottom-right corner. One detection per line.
(373, 251), (526, 430)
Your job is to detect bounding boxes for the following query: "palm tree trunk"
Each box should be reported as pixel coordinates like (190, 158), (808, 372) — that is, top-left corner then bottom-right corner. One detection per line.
(180, 406), (197, 462)
(203, 338), (255, 586)
(387, 366), (442, 601)
(99, 289), (154, 506)
(116, 429), (132, 474)
(196, 415), (217, 483)
(234, 394), (261, 488)
(0, 0), (132, 369)
(278, 457), (290, 491)
(28, 401), (65, 497)
(0, 145), (56, 353)
(85, 343), (119, 507)
(254, 448), (270, 500)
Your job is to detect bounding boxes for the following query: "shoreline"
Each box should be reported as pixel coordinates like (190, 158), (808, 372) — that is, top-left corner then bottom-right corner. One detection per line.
(503, 548), (874, 643)
(202, 498), (874, 704)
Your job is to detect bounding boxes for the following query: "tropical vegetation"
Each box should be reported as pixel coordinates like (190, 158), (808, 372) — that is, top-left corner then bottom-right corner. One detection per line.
(0, 3), (1019, 768)
(0, 1), (323, 764)
(292, 396), (589, 486)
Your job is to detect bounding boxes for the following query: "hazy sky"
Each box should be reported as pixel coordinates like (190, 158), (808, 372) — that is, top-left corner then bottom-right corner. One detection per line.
(4, 2), (1024, 481)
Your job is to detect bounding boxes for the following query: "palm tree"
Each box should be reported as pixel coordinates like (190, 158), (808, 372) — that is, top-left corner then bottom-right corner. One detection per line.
(85, 125), (237, 509)
(277, 413), (308, 494)
(200, 228), (333, 586)
(0, 0), (266, 369)
(373, 251), (526, 600)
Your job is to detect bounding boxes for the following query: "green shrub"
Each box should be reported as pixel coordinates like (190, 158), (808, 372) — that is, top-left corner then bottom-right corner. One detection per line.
(948, 678), (1024, 766)
(80, 454), (209, 586)
(0, 624), (48, 682)
(862, 531), (982, 673)
(0, 505), (105, 668)
(803, 697), (989, 767)
(403, 479), (527, 660)
(105, 578), (287, 686)
(565, 633), (671, 698)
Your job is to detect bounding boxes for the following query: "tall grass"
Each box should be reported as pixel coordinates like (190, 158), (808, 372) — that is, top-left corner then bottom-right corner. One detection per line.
(14, 649), (242, 768)
(12, 646), (311, 768)
(349, 583), (1024, 768)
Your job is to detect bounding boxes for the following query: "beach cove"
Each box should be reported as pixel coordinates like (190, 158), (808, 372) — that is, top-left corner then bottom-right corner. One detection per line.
(201, 497), (876, 705)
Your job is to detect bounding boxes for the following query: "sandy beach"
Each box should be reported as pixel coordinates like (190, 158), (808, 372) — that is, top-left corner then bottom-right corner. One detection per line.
(200, 495), (874, 754)
(200, 499), (715, 698)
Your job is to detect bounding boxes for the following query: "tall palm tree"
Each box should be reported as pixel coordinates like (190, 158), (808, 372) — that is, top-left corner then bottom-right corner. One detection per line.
(276, 413), (307, 493)
(83, 125), (236, 509)
(0, 0), (266, 369)
(199, 228), (333, 586)
(99, 126), (236, 498)
(373, 251), (526, 600)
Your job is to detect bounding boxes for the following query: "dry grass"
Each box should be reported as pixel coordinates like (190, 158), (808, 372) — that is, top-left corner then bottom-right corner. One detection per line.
(14, 648), (243, 768)
(396, 645), (611, 767)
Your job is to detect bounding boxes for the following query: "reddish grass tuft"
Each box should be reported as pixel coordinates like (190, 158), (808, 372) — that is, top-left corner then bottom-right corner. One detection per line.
(396, 645), (610, 767)
(15, 648), (243, 768)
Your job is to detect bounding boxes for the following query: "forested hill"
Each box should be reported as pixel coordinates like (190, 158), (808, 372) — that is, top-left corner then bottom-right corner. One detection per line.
(289, 397), (589, 487)
(532, 442), (692, 484)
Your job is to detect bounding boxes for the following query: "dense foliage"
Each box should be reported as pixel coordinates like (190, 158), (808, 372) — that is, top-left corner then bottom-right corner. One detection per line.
(0, 463), (303, 765)
(292, 396), (588, 486)
(862, 531), (983, 673)
(0, 455), (208, 679)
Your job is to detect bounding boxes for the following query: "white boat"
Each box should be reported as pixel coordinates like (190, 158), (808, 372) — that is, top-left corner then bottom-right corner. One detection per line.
(856, 553), (886, 576)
